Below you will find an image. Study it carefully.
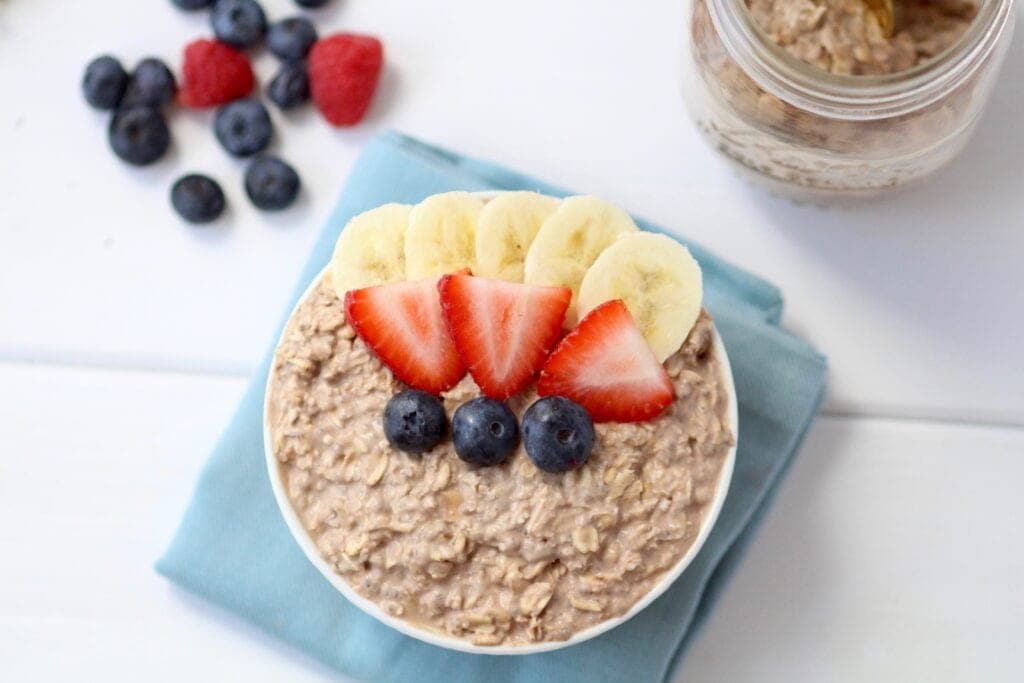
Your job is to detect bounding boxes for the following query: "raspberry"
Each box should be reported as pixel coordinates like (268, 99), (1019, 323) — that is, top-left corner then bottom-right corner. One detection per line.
(178, 39), (255, 108)
(308, 33), (383, 127)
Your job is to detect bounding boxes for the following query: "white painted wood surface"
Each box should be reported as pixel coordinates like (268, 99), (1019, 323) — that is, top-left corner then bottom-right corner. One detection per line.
(679, 417), (1024, 683)
(1, 0), (1022, 680)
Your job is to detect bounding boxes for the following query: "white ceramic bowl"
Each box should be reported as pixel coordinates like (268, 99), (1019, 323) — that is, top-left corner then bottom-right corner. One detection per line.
(263, 192), (738, 655)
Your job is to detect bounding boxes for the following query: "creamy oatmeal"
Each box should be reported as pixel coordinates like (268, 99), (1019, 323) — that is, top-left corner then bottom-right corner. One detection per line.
(268, 277), (733, 646)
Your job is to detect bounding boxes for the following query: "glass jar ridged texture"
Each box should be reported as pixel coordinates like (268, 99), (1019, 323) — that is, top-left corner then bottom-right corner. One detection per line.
(681, 0), (1017, 200)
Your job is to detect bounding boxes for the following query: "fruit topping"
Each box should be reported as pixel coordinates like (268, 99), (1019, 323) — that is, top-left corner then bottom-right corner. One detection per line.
(383, 390), (447, 454)
(108, 106), (171, 166)
(267, 16), (318, 61)
(405, 192), (483, 279)
(452, 397), (519, 466)
(178, 39), (255, 108)
(214, 98), (273, 157)
(171, 174), (226, 224)
(210, 0), (267, 49)
(308, 33), (383, 126)
(524, 195), (639, 327)
(522, 396), (595, 473)
(331, 203), (412, 298)
(438, 273), (571, 400)
(538, 299), (674, 423)
(344, 277), (466, 394)
(244, 156), (300, 210)
(83, 55), (128, 110)
(474, 191), (560, 283)
(578, 232), (703, 362)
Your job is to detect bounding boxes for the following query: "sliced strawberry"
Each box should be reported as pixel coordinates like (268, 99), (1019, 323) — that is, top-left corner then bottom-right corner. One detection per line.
(438, 273), (571, 400)
(344, 277), (465, 394)
(538, 300), (674, 422)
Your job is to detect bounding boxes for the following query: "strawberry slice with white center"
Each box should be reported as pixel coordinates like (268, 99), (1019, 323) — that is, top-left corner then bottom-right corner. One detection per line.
(438, 273), (571, 400)
(344, 276), (466, 394)
(538, 299), (675, 422)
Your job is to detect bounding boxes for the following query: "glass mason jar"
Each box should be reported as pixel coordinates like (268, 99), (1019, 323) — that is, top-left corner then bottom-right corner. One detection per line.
(681, 0), (1017, 201)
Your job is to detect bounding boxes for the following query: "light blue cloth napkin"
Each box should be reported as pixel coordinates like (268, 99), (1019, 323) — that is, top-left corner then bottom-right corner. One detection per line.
(157, 131), (827, 683)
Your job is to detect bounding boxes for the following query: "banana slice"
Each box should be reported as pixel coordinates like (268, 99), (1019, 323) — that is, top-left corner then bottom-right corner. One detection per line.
(330, 203), (412, 300)
(524, 196), (639, 326)
(475, 192), (561, 282)
(577, 232), (703, 362)
(405, 192), (484, 279)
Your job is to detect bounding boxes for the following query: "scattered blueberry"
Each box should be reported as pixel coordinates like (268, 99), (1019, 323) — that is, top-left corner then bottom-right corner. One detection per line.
(171, 0), (214, 10)
(210, 0), (267, 49)
(83, 55), (128, 110)
(383, 390), (447, 453)
(121, 58), (177, 109)
(171, 174), (226, 223)
(522, 396), (595, 473)
(452, 398), (519, 467)
(244, 156), (300, 210)
(267, 16), (317, 61)
(108, 106), (171, 166)
(87, 0), (354, 221)
(267, 62), (310, 109)
(214, 98), (272, 157)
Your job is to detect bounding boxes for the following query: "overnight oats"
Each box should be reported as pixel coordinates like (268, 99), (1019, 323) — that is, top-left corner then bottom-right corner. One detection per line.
(266, 192), (735, 648)
(682, 0), (1017, 199)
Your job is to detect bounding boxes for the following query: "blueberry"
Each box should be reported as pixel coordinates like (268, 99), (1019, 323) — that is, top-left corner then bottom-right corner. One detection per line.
(452, 398), (519, 467)
(121, 58), (176, 109)
(295, 0), (330, 7)
(210, 0), (267, 48)
(214, 98), (272, 157)
(383, 390), (447, 453)
(267, 16), (317, 61)
(267, 62), (310, 109)
(170, 0), (214, 10)
(108, 107), (171, 166)
(244, 156), (300, 210)
(83, 55), (128, 110)
(522, 397), (595, 473)
(171, 174), (225, 224)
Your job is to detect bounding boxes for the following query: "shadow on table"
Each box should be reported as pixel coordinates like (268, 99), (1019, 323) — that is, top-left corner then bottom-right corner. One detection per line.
(734, 31), (1024, 374)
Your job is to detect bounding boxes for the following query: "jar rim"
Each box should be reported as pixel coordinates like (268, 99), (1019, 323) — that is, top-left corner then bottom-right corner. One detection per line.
(705, 0), (1016, 119)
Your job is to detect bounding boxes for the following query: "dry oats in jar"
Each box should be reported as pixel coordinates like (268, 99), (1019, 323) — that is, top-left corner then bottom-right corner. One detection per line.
(681, 0), (1017, 200)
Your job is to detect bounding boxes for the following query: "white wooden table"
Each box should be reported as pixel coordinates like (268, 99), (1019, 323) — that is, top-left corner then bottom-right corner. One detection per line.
(2, 0), (1022, 680)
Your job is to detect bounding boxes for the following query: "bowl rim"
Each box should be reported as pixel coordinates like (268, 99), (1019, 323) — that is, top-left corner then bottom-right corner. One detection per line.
(262, 190), (739, 655)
